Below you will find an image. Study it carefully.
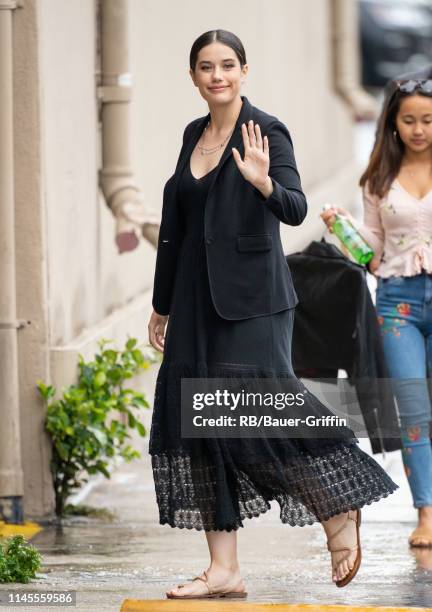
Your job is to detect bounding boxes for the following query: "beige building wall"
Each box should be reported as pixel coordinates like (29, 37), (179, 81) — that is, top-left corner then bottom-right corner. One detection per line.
(8, 0), (363, 519)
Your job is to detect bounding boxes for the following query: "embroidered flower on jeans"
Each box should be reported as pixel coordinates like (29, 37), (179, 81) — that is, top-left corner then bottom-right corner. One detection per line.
(378, 316), (406, 336)
(396, 303), (411, 316)
(407, 426), (421, 442)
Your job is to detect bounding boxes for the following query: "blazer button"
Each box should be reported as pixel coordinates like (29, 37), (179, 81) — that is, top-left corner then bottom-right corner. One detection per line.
(205, 237), (213, 244)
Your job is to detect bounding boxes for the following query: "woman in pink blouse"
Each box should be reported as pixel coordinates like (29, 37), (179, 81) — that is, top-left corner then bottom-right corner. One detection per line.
(322, 78), (432, 548)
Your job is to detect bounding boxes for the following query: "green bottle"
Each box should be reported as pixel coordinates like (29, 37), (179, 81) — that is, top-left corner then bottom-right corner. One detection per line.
(323, 204), (374, 265)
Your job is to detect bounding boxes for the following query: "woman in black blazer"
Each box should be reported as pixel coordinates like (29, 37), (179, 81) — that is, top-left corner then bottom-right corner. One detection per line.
(148, 29), (398, 599)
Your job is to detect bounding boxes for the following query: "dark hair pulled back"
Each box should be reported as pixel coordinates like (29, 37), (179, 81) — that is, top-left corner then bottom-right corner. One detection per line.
(189, 29), (247, 71)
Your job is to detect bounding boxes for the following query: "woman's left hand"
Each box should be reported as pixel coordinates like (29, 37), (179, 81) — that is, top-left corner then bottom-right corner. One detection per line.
(232, 120), (270, 190)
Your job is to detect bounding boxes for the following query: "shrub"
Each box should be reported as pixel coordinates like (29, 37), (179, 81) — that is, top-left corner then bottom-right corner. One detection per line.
(37, 337), (156, 516)
(0, 535), (41, 583)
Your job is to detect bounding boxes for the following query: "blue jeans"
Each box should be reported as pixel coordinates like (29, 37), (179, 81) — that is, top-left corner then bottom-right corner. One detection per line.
(376, 271), (432, 508)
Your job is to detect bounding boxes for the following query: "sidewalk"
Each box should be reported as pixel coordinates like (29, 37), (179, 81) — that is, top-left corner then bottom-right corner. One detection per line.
(2, 430), (430, 612)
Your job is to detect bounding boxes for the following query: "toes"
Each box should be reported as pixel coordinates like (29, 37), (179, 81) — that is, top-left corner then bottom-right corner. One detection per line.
(333, 561), (343, 582)
(166, 582), (202, 597)
(342, 561), (349, 578)
(338, 558), (355, 581)
(344, 560), (350, 578)
(334, 560), (348, 582)
(332, 550), (359, 582)
(166, 587), (182, 596)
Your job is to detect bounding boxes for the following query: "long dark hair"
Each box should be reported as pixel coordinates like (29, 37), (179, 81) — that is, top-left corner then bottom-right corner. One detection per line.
(359, 86), (432, 198)
(189, 30), (247, 72)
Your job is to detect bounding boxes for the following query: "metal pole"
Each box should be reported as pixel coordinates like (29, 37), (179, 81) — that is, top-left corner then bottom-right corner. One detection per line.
(98, 0), (159, 250)
(0, 0), (24, 523)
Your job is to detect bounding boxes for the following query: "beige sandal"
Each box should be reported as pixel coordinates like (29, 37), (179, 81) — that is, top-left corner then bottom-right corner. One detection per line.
(409, 525), (432, 548)
(166, 569), (248, 599)
(326, 508), (362, 588)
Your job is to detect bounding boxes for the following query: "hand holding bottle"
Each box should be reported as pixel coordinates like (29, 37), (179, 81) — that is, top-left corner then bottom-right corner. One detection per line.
(320, 205), (353, 232)
(320, 204), (374, 265)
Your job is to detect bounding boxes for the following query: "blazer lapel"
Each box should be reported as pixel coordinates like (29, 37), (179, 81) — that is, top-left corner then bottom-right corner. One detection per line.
(175, 115), (208, 179)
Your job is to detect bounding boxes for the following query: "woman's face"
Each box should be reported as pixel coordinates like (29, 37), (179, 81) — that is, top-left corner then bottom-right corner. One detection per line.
(395, 94), (432, 155)
(189, 42), (248, 105)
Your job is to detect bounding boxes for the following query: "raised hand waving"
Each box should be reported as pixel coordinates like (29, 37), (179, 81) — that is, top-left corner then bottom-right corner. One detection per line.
(231, 120), (270, 189)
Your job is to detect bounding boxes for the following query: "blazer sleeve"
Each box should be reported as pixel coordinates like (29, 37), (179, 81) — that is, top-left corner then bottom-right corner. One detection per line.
(151, 123), (192, 316)
(252, 120), (308, 226)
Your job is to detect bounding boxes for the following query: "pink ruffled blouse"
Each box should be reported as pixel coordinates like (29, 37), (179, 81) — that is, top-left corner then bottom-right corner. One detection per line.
(350, 179), (432, 278)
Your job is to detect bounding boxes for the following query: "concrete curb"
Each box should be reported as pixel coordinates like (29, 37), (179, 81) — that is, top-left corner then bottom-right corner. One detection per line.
(120, 601), (432, 611)
(0, 520), (42, 540)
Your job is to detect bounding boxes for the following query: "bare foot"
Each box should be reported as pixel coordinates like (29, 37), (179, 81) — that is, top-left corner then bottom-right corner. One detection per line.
(166, 565), (246, 598)
(409, 506), (432, 547)
(322, 509), (360, 583)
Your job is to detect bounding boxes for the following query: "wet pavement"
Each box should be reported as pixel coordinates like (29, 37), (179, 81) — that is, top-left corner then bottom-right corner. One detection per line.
(0, 434), (430, 612)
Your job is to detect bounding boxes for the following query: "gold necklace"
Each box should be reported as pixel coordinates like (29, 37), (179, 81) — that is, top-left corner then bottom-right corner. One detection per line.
(197, 121), (235, 156)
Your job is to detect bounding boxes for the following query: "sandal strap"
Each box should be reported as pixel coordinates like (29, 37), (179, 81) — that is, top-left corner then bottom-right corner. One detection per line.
(327, 544), (359, 553)
(326, 510), (358, 546)
(192, 570), (212, 594)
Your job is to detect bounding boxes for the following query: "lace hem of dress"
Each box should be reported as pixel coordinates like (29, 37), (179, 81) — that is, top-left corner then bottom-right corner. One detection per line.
(151, 443), (398, 531)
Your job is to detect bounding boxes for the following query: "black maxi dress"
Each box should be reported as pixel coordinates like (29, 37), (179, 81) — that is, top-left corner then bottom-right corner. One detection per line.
(149, 157), (399, 532)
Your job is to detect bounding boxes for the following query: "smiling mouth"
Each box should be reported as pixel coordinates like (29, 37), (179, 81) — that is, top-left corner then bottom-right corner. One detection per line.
(209, 86), (227, 91)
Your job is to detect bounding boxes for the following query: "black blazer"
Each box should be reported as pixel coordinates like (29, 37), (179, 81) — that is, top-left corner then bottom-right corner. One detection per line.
(151, 95), (308, 320)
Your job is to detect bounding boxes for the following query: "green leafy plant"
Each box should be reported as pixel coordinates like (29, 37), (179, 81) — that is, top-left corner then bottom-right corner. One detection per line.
(37, 337), (156, 517)
(63, 503), (116, 521)
(0, 535), (42, 583)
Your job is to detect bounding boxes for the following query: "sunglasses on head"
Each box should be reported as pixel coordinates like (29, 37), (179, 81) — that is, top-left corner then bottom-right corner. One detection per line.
(394, 79), (432, 94)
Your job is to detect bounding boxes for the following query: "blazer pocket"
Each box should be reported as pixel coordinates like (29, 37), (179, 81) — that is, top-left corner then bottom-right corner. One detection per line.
(236, 233), (273, 252)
